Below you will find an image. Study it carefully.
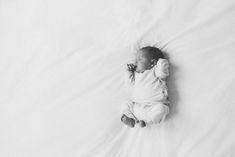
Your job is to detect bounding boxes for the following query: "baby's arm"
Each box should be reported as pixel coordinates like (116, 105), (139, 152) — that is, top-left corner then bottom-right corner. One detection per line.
(154, 59), (169, 79)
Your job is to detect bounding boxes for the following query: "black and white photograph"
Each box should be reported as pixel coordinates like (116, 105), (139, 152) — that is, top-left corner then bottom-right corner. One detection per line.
(0, 0), (235, 156)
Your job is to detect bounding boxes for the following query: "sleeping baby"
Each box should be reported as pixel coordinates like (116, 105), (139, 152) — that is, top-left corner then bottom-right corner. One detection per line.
(120, 46), (170, 128)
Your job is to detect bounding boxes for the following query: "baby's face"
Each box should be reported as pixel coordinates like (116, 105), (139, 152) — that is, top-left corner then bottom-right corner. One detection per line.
(135, 50), (152, 72)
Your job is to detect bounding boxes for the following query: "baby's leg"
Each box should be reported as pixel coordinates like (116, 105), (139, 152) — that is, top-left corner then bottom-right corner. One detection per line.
(145, 103), (169, 125)
(130, 103), (147, 128)
(120, 101), (137, 127)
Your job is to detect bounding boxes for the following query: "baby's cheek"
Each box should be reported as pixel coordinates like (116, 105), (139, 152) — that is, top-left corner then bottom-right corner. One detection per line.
(144, 62), (151, 68)
(137, 63), (144, 68)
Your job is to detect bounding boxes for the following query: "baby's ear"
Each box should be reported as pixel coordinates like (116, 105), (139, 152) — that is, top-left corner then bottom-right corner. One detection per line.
(151, 59), (158, 65)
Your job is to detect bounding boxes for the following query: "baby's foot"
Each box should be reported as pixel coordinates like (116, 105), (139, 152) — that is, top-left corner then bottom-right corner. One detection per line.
(121, 114), (136, 128)
(139, 120), (146, 128)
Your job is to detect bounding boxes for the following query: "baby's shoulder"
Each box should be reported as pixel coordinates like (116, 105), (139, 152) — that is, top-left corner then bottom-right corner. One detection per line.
(157, 58), (169, 65)
(153, 58), (169, 69)
(153, 58), (170, 78)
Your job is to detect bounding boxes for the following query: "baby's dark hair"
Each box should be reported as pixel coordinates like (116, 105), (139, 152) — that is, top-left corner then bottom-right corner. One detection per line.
(140, 46), (164, 60)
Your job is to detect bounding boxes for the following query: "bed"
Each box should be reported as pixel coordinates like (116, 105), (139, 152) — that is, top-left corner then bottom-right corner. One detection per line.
(1, 0), (235, 156)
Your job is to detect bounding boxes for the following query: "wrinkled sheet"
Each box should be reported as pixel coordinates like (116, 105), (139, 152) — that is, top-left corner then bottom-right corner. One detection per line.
(1, 0), (235, 156)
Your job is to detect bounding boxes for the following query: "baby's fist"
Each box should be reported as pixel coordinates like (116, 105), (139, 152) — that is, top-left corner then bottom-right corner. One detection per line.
(127, 64), (136, 72)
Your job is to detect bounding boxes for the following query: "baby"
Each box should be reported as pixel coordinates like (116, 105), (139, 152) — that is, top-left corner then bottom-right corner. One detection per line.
(120, 46), (170, 128)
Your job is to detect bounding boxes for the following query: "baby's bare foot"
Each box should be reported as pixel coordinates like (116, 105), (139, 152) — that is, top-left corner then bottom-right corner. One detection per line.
(121, 114), (135, 128)
(139, 120), (146, 128)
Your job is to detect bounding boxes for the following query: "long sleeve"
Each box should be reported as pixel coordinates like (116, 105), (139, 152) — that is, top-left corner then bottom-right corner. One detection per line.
(154, 59), (169, 79)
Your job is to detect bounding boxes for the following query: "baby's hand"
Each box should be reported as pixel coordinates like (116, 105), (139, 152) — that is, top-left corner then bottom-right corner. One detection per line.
(127, 64), (136, 72)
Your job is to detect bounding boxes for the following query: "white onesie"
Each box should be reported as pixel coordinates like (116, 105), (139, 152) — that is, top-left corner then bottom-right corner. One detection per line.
(121, 58), (170, 125)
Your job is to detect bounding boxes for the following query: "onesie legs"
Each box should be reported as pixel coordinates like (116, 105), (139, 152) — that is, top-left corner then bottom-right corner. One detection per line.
(120, 101), (169, 127)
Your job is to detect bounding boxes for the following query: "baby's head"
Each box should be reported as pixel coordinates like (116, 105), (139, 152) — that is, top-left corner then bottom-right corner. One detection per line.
(135, 46), (164, 72)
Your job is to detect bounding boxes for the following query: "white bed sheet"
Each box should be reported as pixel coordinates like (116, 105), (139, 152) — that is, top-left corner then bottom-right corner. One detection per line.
(1, 0), (235, 156)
